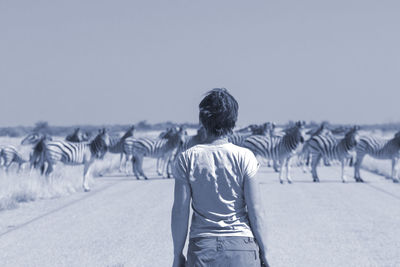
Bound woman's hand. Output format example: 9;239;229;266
172;253;186;267
260;252;270;267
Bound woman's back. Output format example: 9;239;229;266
174;142;259;238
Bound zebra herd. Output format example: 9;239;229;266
1;122;400;192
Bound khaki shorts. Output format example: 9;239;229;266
186;236;261;267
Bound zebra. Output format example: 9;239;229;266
170;126;207;163
243;121;306;184
21;133;53;172
0;146;27;173
237;123;271;135
179;126;208;151
124;127;185;180
228;124;269;147
65;128;90;142
154;127;186;177
35;129;111;192
300;122;334;171
308;126;360;183
107;125;135;172
354;131;400;183
154;126;208;178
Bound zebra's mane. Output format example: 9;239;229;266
121;126;135;139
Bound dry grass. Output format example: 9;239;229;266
0;154;125;211
0;136;125;212
0;130;169;212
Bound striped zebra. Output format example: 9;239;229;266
354;131;400;183
35;129;111;192
65;128;90;142
155;127;187;177
124;127;185;180
21;133;53;171
179;126;208;151
243;121;306;184
228;124;269;147
237;123;271;135
0;146;27;173
169;126;208;169
107;125;135;172
308;126;360;183
300;122;334;171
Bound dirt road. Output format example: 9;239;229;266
0;161;399;267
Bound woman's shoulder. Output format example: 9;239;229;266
182;143;254;158
226;143;255;156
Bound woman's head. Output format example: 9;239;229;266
199;88;238;137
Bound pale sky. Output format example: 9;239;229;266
1;0;399;127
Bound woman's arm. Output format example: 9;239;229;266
244;175;270;266
171;179;191;267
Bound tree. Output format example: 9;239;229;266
33;121;52;135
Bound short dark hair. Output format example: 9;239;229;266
199;88;238;137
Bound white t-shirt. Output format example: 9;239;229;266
173;142;260;238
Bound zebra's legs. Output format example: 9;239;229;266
273;160;280;173
166;157;173;178
278;158;286;184
4;161;13;174
44;162;54;184
285;157;293;184
118;152;125;172
340;159;347;183
83;161;93;192
134;156;148;180
156;157;163;176
124;154;133;175
302;152;311;173
17;162;24;173
158;156;169;177
391;158;399;183
133;157;142;179
311;153;321;182
163;155;173;178
267;159;272;168
354;154;365;182
323;157;331;166
41;161;49;176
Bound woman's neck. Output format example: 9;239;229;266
204;133;229;145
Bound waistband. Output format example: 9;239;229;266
190;236;255;242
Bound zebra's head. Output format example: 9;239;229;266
284;120;306;144
393;131;400;146
345;125;360;149
90;128;111;159
121;125;135;139
66;128;86;142
264;122;276;136
159;127;171;139
249;123;270;135
164;126;186;146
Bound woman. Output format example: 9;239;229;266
171;88;269;267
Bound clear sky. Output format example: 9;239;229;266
1;0;399;127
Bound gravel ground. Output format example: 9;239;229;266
0;160;399;267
